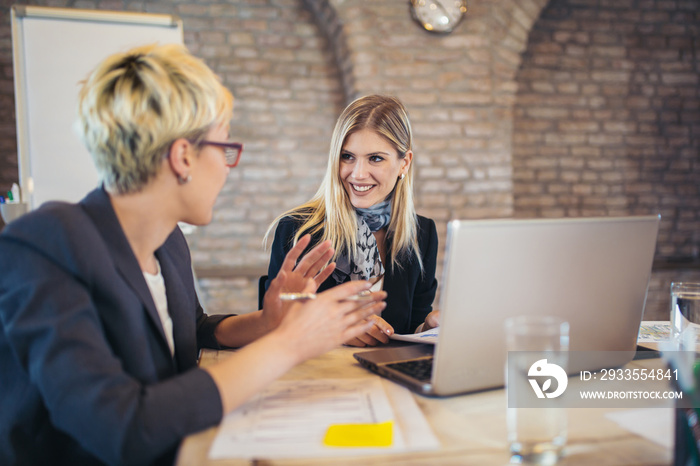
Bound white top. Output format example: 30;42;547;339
143;259;175;356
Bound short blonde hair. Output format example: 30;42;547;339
76;43;233;194
267;94;421;272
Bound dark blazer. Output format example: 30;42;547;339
266;215;438;334
0;188;230;466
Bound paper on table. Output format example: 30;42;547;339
392;321;669;345
638;321;671;343
394;321;669;345
604;408;674;449
208;376;438;459
390;327;439;344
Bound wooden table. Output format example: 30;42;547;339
176;346;673;465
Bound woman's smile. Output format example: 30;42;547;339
351;183;375;193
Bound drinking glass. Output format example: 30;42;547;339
670;282;700;349
505;315;569;465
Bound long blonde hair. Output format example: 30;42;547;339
265;94;421;272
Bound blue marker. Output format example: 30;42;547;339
0;196;5;204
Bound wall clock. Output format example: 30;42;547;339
409;0;467;34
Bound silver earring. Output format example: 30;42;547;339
178;174;191;185
400;173;405;180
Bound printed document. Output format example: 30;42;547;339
208;376;438;459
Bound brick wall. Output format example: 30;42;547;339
512;0;700;319
0;3;18;195
0;0;696;320
514;0;699;259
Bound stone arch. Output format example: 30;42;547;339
490;0;552;80
302;0;356;103
300;0;553;227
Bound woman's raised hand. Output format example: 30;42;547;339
262;235;336;330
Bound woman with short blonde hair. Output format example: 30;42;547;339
0;44;385;465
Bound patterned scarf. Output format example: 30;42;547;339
332;199;392;284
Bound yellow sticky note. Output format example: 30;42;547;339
323;420;393;447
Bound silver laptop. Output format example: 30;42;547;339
354;215;660;396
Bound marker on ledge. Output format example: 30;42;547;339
9;183;20;203
280;290;373;303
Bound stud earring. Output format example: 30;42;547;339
400;173;406;180
178;174;192;185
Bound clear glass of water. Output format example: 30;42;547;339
670;282;700;349
505;316;569;465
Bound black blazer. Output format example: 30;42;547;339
0;188;230;465
266;215;438;334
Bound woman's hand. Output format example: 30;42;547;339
278;234;336;292
262;235;336;330
422;309;441;331
343;313;394;347
275;281;388;361
207;280;386;413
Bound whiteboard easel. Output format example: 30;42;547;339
11;5;183;209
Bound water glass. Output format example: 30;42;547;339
505;315;569;465
670;282;700;349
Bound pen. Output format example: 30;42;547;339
279;290;374;302
279;292;316;302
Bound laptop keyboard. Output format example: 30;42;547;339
386;358;434;382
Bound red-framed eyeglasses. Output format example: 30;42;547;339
200;141;244;167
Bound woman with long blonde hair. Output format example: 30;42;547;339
265;95;439;346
